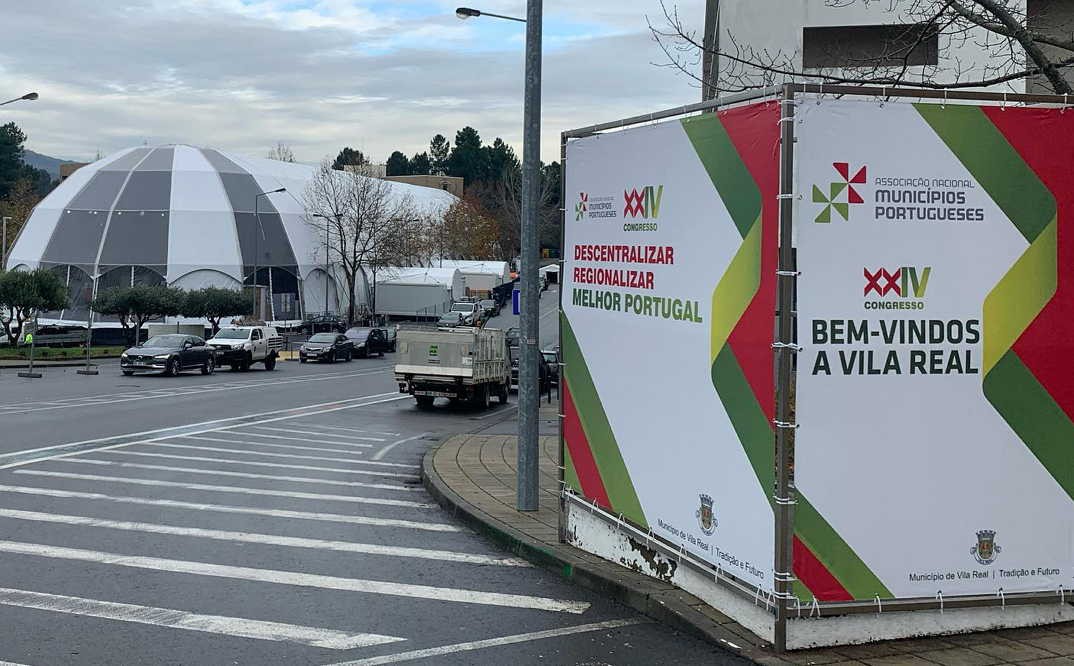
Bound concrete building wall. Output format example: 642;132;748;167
718;0;1033;93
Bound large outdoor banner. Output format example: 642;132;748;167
562;102;780;592
795;99;1074;601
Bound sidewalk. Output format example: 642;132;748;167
422;413;1074;665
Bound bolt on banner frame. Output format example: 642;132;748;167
559;84;1074;651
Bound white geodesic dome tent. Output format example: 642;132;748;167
4;145;457;324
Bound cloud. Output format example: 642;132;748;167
0;0;705;164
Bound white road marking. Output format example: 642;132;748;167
292;423;401;437
0;586;404;650
244;425;386;442
0;541;590;613
13;471;433;509
372;433;431;461
107;450;419;479
0;485;459;531
0;508;529;567
213;430;377;447
179;435;368;456
0;369;391;416
147;442;380;465
59;458;420;492
327;618;647;665
0;393;410;470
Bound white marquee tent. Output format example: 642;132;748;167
4;145;456;324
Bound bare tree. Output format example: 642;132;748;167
268;142;296;163
303;161;413;324
497;166;559;262
650;0;1074;95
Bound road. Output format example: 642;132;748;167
0;297;739;665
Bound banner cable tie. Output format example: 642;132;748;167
997;588;1006;610
773;420;798;430
772;342;802;352
777;117;794;125
1059;586;1065;605
936;591;944;614
776;193;795;200
874;595;883;614
773;494;797;506
810;597;820;618
776;270;801;277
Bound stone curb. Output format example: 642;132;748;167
420;442;765;664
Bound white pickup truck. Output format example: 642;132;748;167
394;326;510;409
206;326;284;371
449;301;483;326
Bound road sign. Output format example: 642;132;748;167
512;289;521;316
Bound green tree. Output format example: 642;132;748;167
385;151;411;177
90;285;184;346
483;138;519;182
429;134;450;175
332;147;367;171
409;152;432;175
0;268;68;344
447;127;485;184
0;123;27;201
181;287;252;335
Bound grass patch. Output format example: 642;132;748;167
0;346;127;361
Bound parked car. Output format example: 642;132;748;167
541;347;560;385
206;326;283;371
301;313;346;335
299;333;353;363
437;312;467;328
479;299;500;318
343;327;390;357
449;301;483;325
121;334;216;376
505;327;520;348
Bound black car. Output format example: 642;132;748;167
344;327;389;358
541;348;560;385
299;333;354;363
509;344;551;394
301;313;346;335
121;334;216;376
479;299;500;318
382;326;398;352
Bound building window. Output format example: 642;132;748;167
803;24;939;69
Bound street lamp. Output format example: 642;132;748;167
457;3;543;512
455;6;525;22
253;188;286;320
311;213;339;315
0;92;39;107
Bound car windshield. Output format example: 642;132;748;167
213;329;250;340
450;304;471;312
345;328;371;340
142;335;187;348
309;333;336;343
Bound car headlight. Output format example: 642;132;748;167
121;353;128;359
154;354;171;360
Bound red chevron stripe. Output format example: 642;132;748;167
793;536;853;602
720;102;780;421
562;379;611;508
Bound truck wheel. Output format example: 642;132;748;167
264;354;277;371
472;385;490;410
415;395;435;409
497;384;509;404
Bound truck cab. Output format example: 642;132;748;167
206;325;283;371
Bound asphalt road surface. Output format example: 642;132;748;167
0;298;741;665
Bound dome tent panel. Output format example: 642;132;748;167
171;269;242;291
167;147;243;283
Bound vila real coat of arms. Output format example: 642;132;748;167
971;530;1001;565
696;494;716;535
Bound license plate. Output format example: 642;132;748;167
414;390;454;398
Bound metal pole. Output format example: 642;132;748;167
772;83;798;653
1;216;8;270
325;216;330;313
557;132;568;541
517;0;543;512
701;0;719;101
77;276;99;375
254;196;261;319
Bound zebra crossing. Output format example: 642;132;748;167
0;403;635;665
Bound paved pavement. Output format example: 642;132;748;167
424;420;1074;666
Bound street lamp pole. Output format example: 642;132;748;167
456;4;543;511
253;188;286;320
312;213;339;314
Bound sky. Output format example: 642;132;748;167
0;0;705;166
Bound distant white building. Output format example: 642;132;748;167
716;0;1072;94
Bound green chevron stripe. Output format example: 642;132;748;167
914;104;1055;242
983;351;1074;499
682;113;761;239
710;345;773;495
795;494;893;600
561;314;646;527
563;446;581;495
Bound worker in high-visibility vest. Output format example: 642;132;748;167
23;332;33;345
